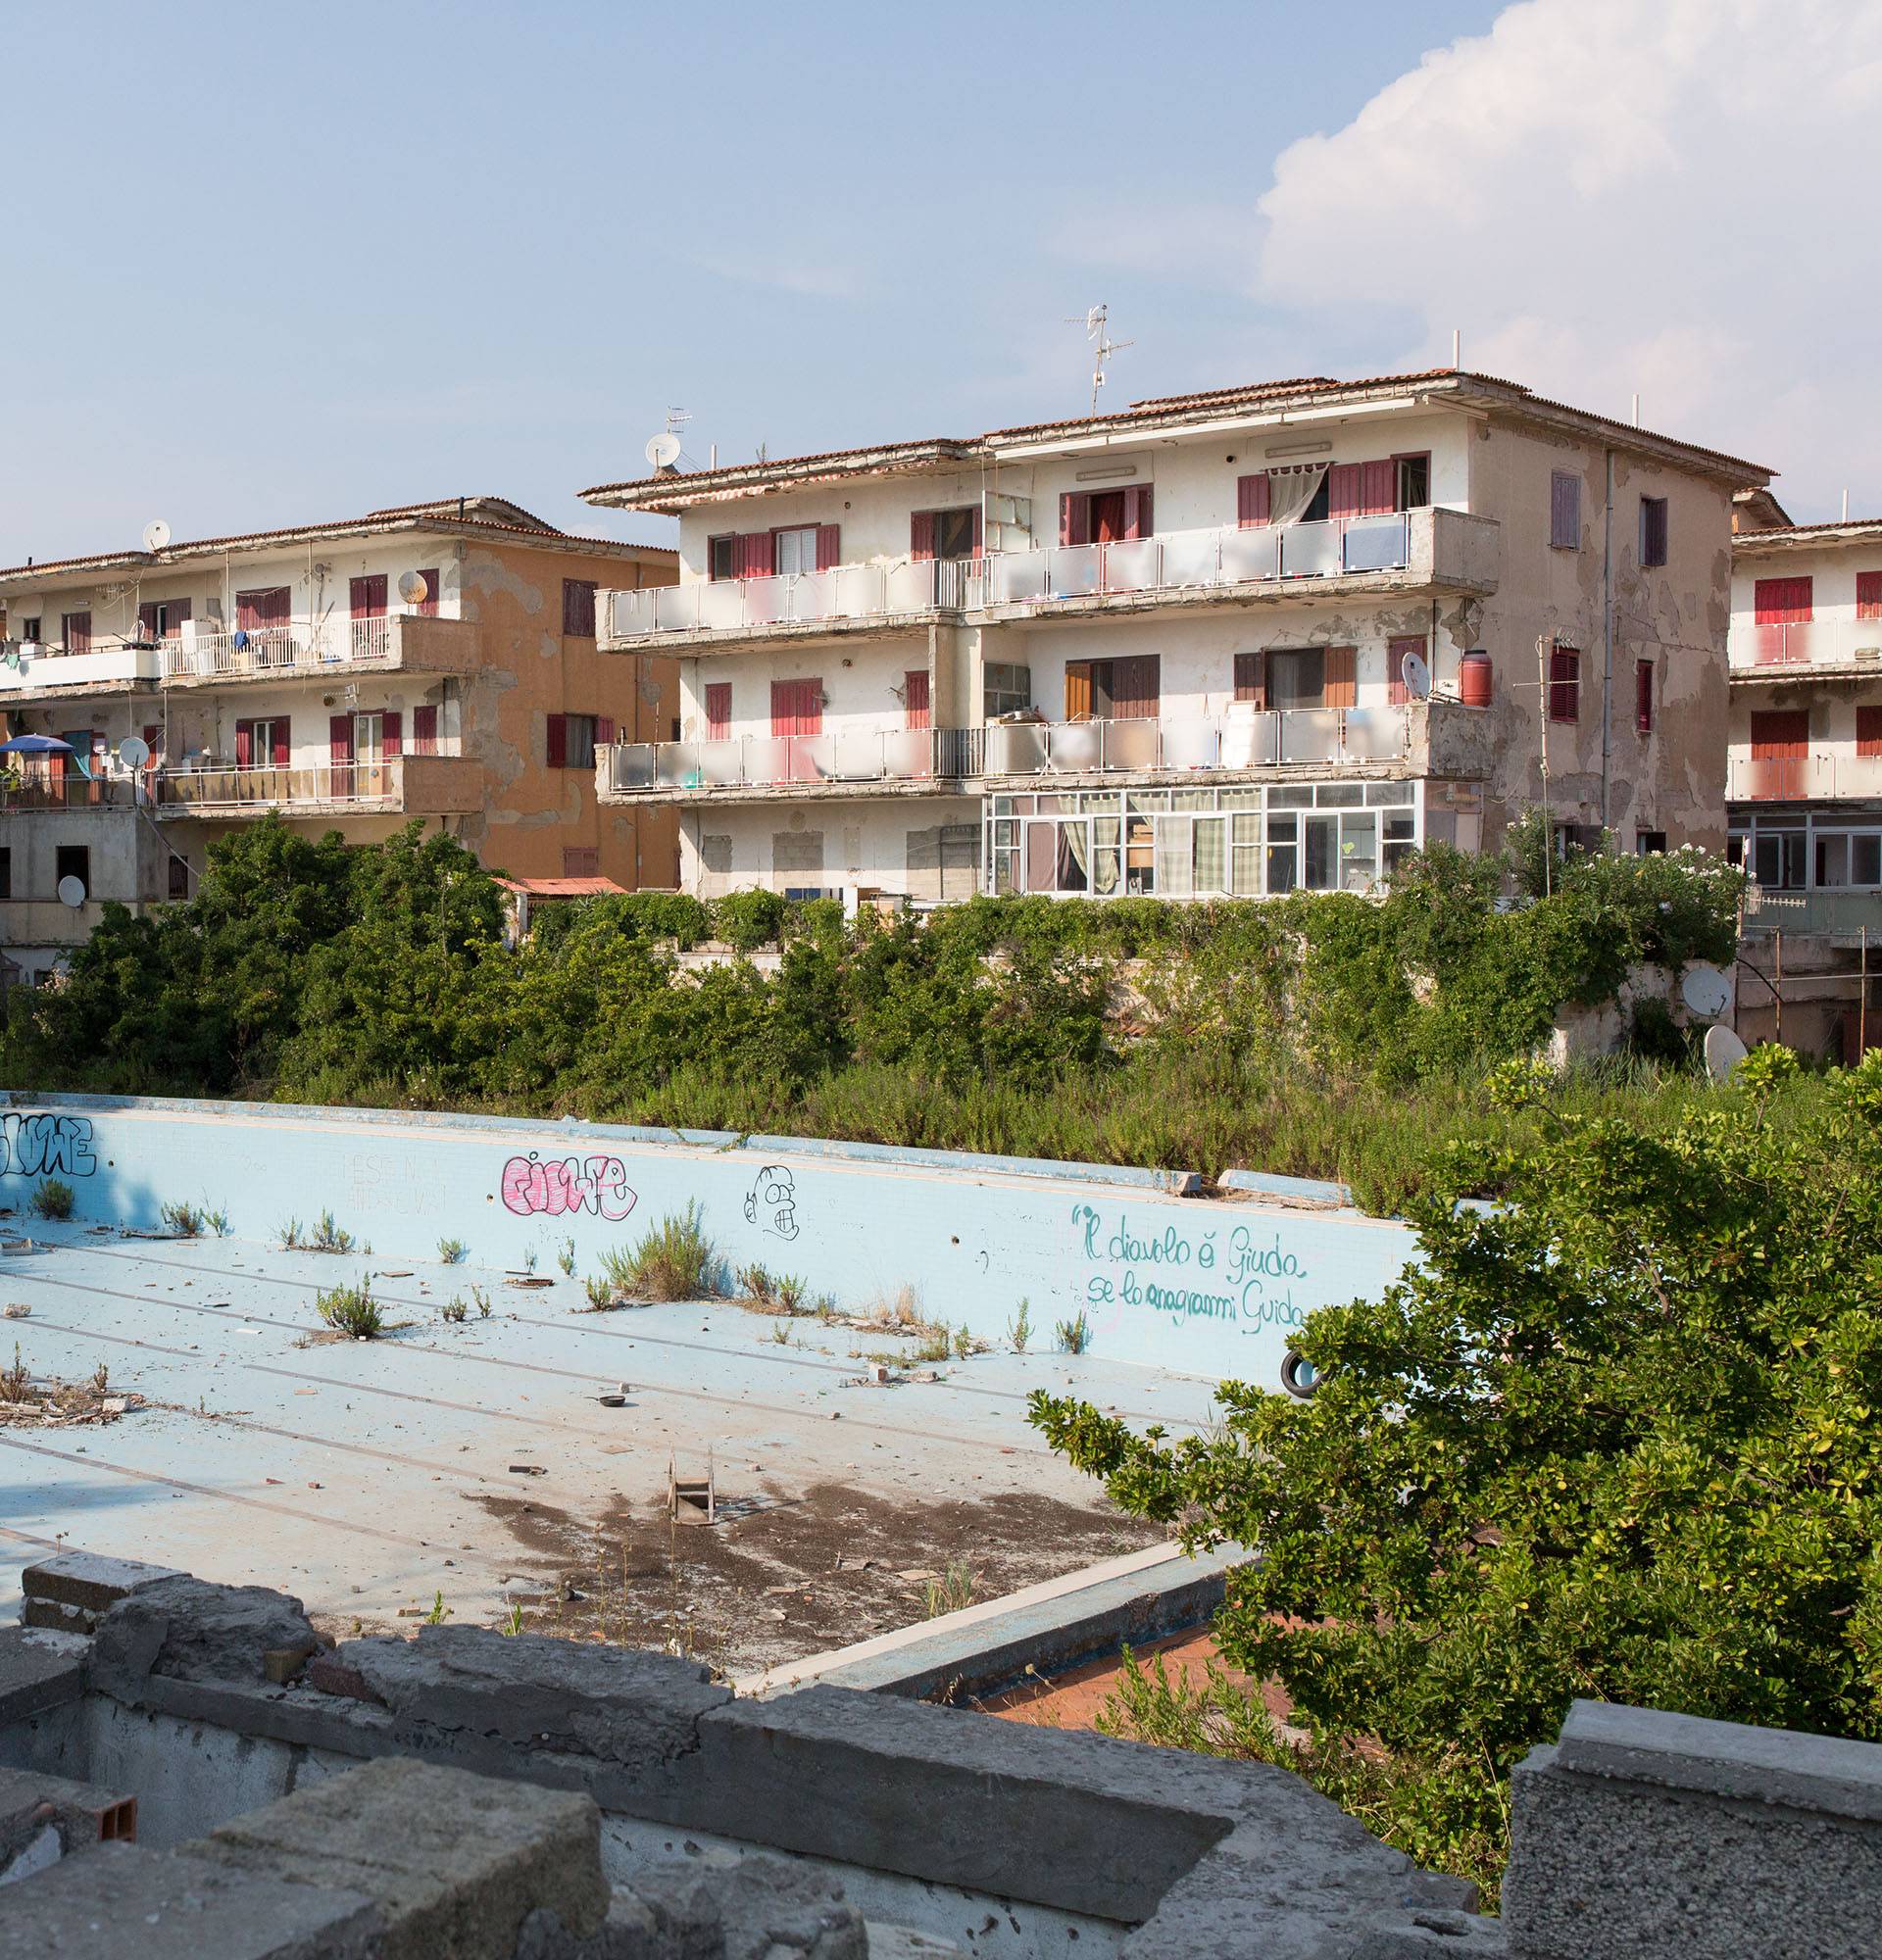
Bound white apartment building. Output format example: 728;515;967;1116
0;498;675;977
582;371;1764;906
1726;513;1882;938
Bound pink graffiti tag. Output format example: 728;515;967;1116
500;1152;638;1221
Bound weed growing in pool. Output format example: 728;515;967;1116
924;1561;977;1618
470;1285;492;1318
308;1209;355;1254
438;1295;469;1325
160;1200;203;1238
606;1203;714;1301
1009;1298;1032;1353
1056;1311;1092;1355
437;1237;467;1265
30;1179;74;1222
316;1278;382;1340
557;1238;576;1277
278;1217;303;1249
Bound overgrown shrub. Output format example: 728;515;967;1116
30;1179;74;1221
316;1279;383;1339
599;1203;714;1301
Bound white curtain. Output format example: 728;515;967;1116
1266;464;1329;528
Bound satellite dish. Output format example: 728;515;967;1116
1680;962;1732;1022
118;735;150;771
56;875;86;908
142;519;171;553
1704;1023;1749;1082
645;432;683;470
397;570;429;605
1399;650;1432;700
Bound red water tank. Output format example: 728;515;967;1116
1459;648;1493;709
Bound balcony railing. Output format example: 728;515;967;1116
602;513;1447;643
603;726;985;794
599;706;1417;797
153;759;412;812
1728;752;1882;801
0;645;164;692
161;612;423;681
1729;618;1882;670
0;774;144;811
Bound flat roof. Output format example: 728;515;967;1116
581;368;1774;513
0;495;676;594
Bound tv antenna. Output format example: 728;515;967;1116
142;518;171;553
1066;304;1132;414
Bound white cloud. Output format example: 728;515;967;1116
1255;0;1882;517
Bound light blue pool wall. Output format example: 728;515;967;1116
0;1094;1420;1390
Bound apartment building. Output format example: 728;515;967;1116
580;369;1763;906
0;498;676;978
1726;514;1882;939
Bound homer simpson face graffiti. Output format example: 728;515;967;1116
743;1164;800;1241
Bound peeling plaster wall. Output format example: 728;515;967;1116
1465;416;1732;853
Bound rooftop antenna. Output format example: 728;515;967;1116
1844;488;1852;521
1066;304;1132;414
1631;393;1641;426
1451;327;1461;368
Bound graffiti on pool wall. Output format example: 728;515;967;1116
500;1152;638;1220
744;1164;800;1241
1071;1203;1309;1336
0;1113;96;1180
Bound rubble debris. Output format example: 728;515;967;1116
2;1301;27;1318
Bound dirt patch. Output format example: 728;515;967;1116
470;1480;1166;1675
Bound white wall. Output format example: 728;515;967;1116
679;792;980;900
1731;542;1882;628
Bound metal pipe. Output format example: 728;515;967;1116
1600;446;1614;833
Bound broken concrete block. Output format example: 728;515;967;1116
628;1855;867;1960
92;1578;321;1695
262;1642;320;1686
0;1626;88;1726
513;1892;661;1960
21;1549;184;1629
0;1841;381;1958
0;1765;136;1885
197;1755;609;1960
306;1652;383;1705
339;1625;730;1778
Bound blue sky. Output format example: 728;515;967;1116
7;1;1872;555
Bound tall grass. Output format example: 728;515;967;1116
596;1202;716;1301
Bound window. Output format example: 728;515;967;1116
1858;707;1882;759
1394;454;1431;511
413;567;441;617
1058;487;1154;546
136;598;191;640
54;845;89;900
1752;831;1807;890
984;662;1032;717
772;527;820;577
234;717;290;768
904;670;931;730
21;616;40;643
562;846;600;878
912;508;979;561
349;575;387;619
708;535;737;582
1636;659;1655;735
0;848;10;899
1548;645;1580;723
1233;650;1265;705
1857;571;1882;620
1755;576;1813;625
167;854;190;900
769;678;823;739
1387;633;1427;707
236;587;291;632
545;712;613;768
411;706;439;756
704;682;732;741
60;611;91;654
1266;648;1325;710
561;579;598;637
1640;496;1668;567
1636;830;1667;857
1065;655;1159;721
1550;470;1581;550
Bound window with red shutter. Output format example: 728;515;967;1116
1754;576;1814;625
562;580;598;637
546;712;568;769
1328;464;1364;520
1548;645;1581;723
1122;485;1155;540
272;717;291;768
237;587;290;630
1858;707;1882;759
350;575;387;619
1386;634;1426;707
704;682;732;740
1109;656;1161;720
736;533;775;580
562;847;600;878
1358;460;1396;516
61;611;91;654
769;679;823;738
415;568;441;617
1059;494;1092;548
595;715;615;746
904;670;930;731
1636;660;1655;735
381;711;401;760
412;706;438;755
1236;475;1270;528
329;715;354;762
234;720;254;769
910;512;935;562
1323;646;1357;710
1857;572;1882;620
815;524;841;572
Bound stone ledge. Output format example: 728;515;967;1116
0;1625;89;1725
23;1549;184;1623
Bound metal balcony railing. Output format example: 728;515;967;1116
153;759;410;811
602;726;984;793
1727;752;1882;801
160;612;430;681
1728;618;1882;670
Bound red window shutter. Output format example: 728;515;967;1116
1858;708;1882;758
1548;647;1581;723
272;718;291;767
1060;493;1092;547
546;712;568;768
815;524;841;572
350;575;387;620
1857;572;1882;620
1328;464;1364;520
910;511;935;561
770;678;822;737
1755;576;1814;625
1359;460;1396;516
562;579;598;636
971;505;983;554
705;682;732;739
234;720;253;768
137;602;158;639
381;711;401;760
1751;710;1809;759
141;723;161;765
905;670;930;730
1122;486;1155;540
416;568;440;617
167;598;190;637
1237;474;1270;527
736;533;775;580
1324;646;1357;710
1635;660;1654;735
595;714;615;745
412;706;438;755
1386;634;1425;707
1233;650;1265;707
1110;655;1161;720
329;715;353;762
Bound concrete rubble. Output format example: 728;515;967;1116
3;1551;1881;1956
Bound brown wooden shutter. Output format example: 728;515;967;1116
546;712;568;768
1750;710;1809;759
910;511;935;561
412;706;438;754
705;682;731;738
1237;474;1270;527
815;523;841;571
562;580;598;636
1636;661;1655;735
905;670;930;730
1059;493;1092;547
1065;660;1094;721
416;568;440;617
350;574;387;619
138;602;158;639
1548;646;1581;723
1386;634;1425;708
1359;460;1396;515
1551;472;1582;549
1233;651;1265;707
1110;654;1161;719
1858;572;1882;620
1324;646;1357;709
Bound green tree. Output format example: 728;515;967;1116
1030;1053;1882;1884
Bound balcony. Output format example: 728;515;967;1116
161;612;478;685
0;776;142;812
596;700;1490;804
598;507;1501;651
0;645;163;696
151;755;480;819
1727;753;1882;802
1740;884;1882;940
